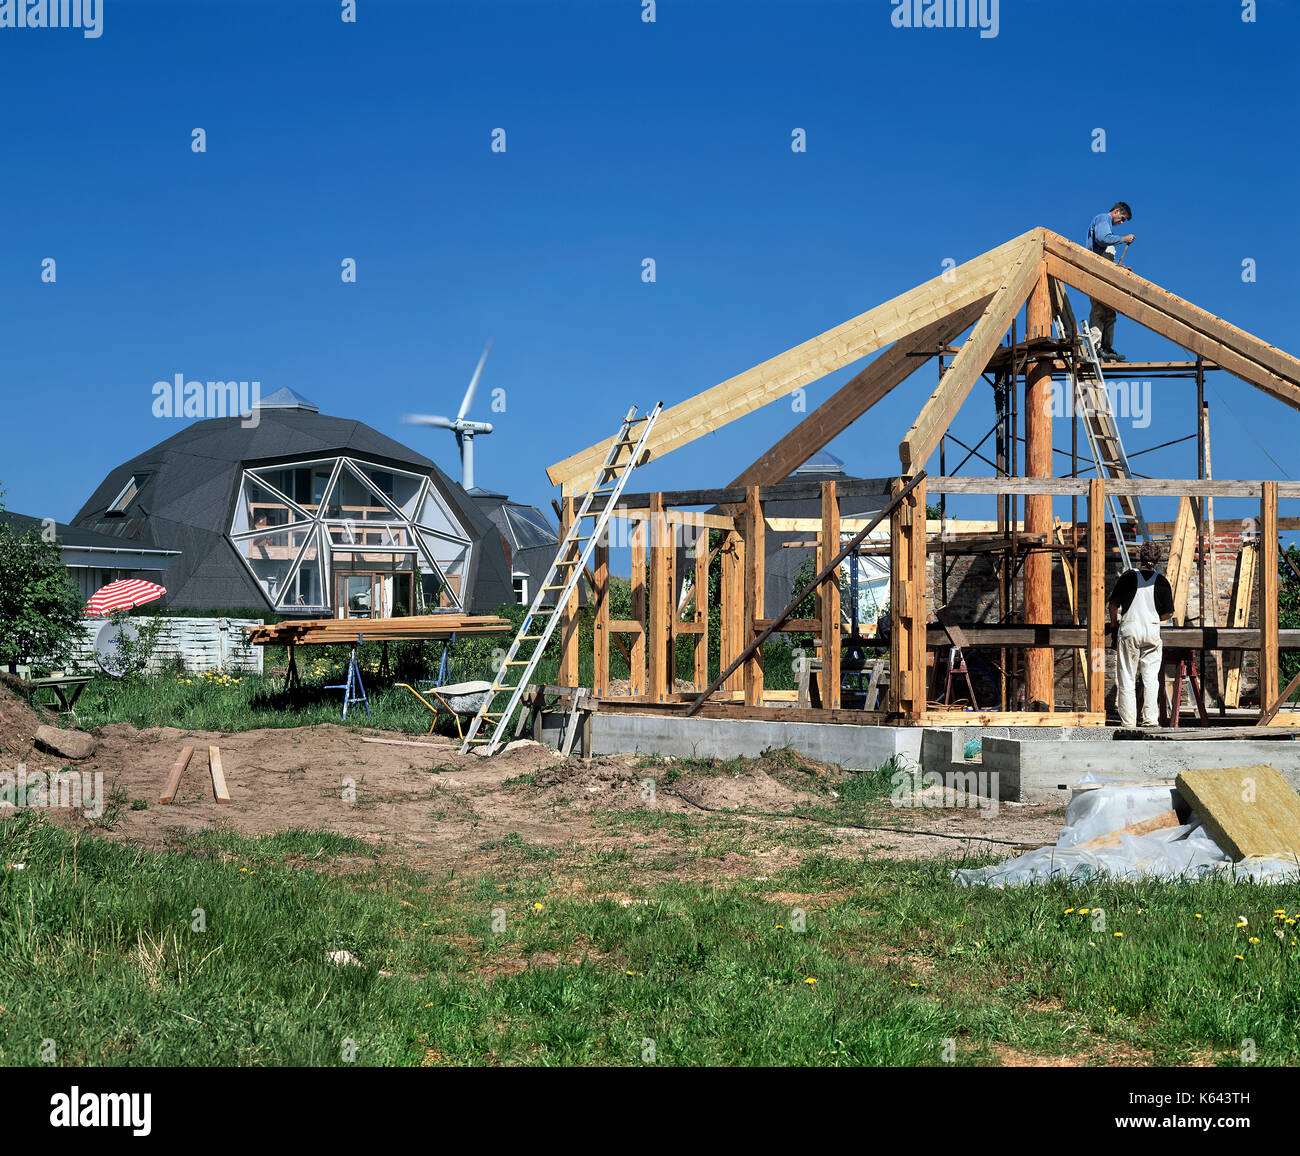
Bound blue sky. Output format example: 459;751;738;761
3;0;1297;539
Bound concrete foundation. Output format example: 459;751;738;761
544;710;1300;807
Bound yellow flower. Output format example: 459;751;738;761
1234;954;1244;960
1108;1005;1117;1012
1275;909;1286;916
805;977;817;985
240;867;248;873
1064;908;1075;914
775;924;784;930
908;982;918;987
1114;932;1123;938
626;970;634;976
532;903;543;910
1194;913;1203;919
423;1002;433;1008
1248;937;1260;944
1078;908;1090;915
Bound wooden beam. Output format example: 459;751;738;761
1223;541;1258;708
890;475;928;717
208;745;231;804
721;529;744;696
1044;230;1300;388
1087;479;1106;714
1024;262;1054;710
743;486;766;707
685;472;927;717
730;299;991;488
1045;252;1300;411
618;477;897;510
593;539;610;697
548;231;1045;490
648;493;671;700
1260;481;1279;717
693;528;709;689
899;239;1045;471
159;745;194;804
629;517;647;697
820;481;841;710
1166;496;1199;626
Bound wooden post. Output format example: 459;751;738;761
648;493;670;700
593;538;610;697
721;530;745;697
558;495;580;690
629;517;647;696
744;485;765;707
820;481;841;711
890;476;926;718
1024;264;1055;709
693;527;709;689
1087;478;1106;715
1261;480;1279;716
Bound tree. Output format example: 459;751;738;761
0;492;85;669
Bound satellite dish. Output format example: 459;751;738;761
94;619;143;678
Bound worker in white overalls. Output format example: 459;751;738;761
1107;540;1176;728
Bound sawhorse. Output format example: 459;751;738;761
325;634;371;721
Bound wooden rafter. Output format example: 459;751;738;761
729;296;992;488
547;229;1045;491
898;239;1044;471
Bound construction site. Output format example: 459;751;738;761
449;226;1300;809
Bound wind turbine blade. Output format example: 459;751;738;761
402;414;457;429
457;339;493;422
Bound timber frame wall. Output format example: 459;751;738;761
546;227;1300;728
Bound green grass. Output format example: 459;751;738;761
3;810;1298;1065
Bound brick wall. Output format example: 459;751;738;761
926;531;1258;710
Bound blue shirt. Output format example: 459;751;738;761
1087;212;1125;261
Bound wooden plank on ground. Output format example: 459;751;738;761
208;745;231;804
1175;766;1300;860
159;745;194;804
1075;810;1182;850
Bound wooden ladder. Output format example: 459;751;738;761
1054;304;1149;571
458;403;663;756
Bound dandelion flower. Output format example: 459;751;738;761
1114;932;1123;938
1064;908;1075;914
1194;913;1203;919
1078;908;1090;915
1248;937;1260;944
1234;954;1244;961
533;902;543;910
805;977;817;985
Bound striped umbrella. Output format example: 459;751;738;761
84;579;167;618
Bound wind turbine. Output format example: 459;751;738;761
403;340;495;491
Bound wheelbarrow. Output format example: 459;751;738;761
396;680;494;739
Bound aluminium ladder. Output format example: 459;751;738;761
1054;311;1149;571
458;403;663;755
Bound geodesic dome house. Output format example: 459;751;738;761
73;389;514;617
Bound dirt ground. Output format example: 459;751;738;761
5;694;1067;878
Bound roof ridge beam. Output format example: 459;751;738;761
1043;229;1300;385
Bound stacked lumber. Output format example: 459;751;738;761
245;614;512;646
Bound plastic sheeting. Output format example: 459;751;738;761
954;776;1300;887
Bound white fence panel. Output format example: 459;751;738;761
68;617;265;674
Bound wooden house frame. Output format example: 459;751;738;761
544;228;1300;728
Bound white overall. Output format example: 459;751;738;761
1116;569;1163;728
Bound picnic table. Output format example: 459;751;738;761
16;673;94;714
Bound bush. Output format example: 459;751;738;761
0;492;85;669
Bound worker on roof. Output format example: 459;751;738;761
1086;202;1135;362
1108;539;1174;729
